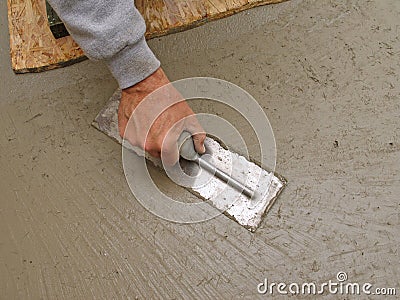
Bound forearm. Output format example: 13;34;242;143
47;0;160;88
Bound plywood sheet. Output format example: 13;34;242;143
7;0;287;73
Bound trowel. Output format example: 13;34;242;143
93;90;286;232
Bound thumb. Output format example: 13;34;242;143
192;132;206;154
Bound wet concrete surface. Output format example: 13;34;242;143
1;0;399;298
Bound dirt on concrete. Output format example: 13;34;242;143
0;0;399;298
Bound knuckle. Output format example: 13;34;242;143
144;141;160;153
193;133;206;142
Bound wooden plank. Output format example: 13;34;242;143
7;0;287;73
7;0;85;73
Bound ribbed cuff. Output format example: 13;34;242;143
105;37;160;89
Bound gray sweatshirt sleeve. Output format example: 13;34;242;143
47;0;160;89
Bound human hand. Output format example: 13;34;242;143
118;68;206;166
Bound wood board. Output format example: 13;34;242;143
7;0;287;73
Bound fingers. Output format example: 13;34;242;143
118;108;140;148
142;139;161;158
160;132;180;166
186;117;206;154
147;150;161;158
160;115;206;166
118;105;128;138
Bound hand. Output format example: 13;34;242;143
118;68;206;166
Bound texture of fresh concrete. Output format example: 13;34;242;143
1;0;399;298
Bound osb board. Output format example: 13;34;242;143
8;0;287;73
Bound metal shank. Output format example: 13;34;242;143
195;157;255;198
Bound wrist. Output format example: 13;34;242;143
122;67;169;94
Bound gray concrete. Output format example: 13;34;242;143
1;0;399;298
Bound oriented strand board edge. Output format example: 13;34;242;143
13;56;88;74
145;0;288;39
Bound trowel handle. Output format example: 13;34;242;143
178;131;199;161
